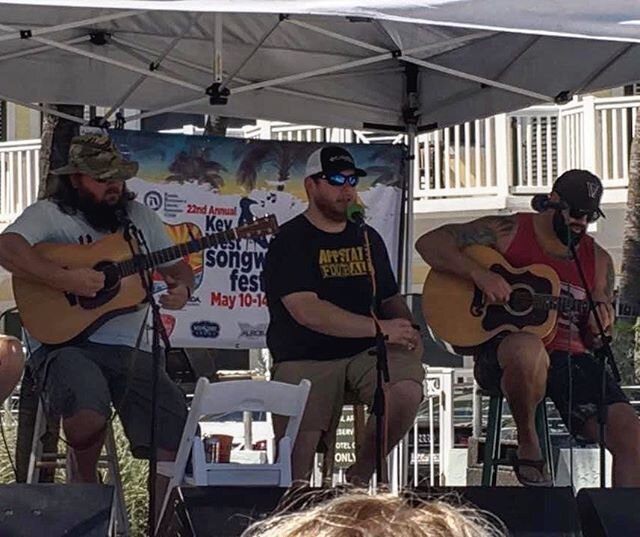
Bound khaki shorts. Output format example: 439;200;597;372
271;345;425;450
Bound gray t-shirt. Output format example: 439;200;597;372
3;199;176;351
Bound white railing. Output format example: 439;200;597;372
0;139;40;223
510;96;640;193
2;95;640;224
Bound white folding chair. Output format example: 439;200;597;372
157;377;310;528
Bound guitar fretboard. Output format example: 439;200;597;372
514;291;640;318
115;227;238;277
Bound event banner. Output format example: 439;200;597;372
110;130;405;349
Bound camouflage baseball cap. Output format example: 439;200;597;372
50;134;138;181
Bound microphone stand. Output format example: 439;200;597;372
563;214;620;488
355;216;390;482
120;217;171;535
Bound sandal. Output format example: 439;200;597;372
510;453;553;487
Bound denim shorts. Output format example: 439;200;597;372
30;341;187;458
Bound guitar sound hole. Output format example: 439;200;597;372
76;261;121;310
508;287;534;315
94;261;120;291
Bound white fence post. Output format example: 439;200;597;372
582;96;597;173
494;114;511;199
257;120;272;140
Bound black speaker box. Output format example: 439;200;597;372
577;487;640;536
413;486;582;537
157;486;288;537
0;484;114;537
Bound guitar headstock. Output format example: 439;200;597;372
237;215;279;240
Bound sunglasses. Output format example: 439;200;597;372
315;173;360;187
568;207;600;223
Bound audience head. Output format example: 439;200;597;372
242;488;506;537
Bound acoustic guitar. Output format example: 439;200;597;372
421;245;639;354
13;215;278;346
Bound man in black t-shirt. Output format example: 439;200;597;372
264;145;425;483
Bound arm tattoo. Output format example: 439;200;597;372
447;215;516;248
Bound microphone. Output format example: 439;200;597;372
531;194;568;213
346;202;366;226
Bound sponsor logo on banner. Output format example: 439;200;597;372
191;320;220;339
144;191;163;211
238;322;267;339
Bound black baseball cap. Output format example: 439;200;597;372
552;169;605;219
305;146;367;178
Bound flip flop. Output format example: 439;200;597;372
510;454;553;487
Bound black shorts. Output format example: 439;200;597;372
475;337;629;437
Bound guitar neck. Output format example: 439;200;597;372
116;228;238;277
531;294;640;318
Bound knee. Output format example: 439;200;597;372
63;409;107;446
389;380;422;412
498;333;549;373
608;415;640;460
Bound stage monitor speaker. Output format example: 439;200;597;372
157;486;288;537
413;486;581;536
577;488;640;536
0;484;114;537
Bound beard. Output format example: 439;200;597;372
75;186;129;233
315;196;349;223
552;211;585;246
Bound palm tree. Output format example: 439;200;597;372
366;145;405;188
234;142;317;192
614;107;640;383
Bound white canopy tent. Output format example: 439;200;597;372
0;1;637;130
0;0;639;285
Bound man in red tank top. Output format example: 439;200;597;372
416;170;640;487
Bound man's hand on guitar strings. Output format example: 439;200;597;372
62;267;105;297
159;274;190;310
471;267;512;304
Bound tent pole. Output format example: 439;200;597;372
403;55;551;101
0;21;204;93
403;126;416;296
0;95;84;124
103;13;201;121
219;17;283;92
0;10;141;45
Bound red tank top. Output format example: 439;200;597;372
503;213;596;353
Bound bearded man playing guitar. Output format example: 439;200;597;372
416;169;640;487
0;135;193;507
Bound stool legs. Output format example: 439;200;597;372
536;401;555;484
482;396;554;487
482;395;503;486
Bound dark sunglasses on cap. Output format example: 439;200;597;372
314;173;360;187
568;206;600;223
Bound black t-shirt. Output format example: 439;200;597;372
264;214;399;362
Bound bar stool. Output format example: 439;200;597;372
481;389;555;487
27;400;130;536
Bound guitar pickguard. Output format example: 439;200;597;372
481;265;553;331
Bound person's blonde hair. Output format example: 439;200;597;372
241;489;506;537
